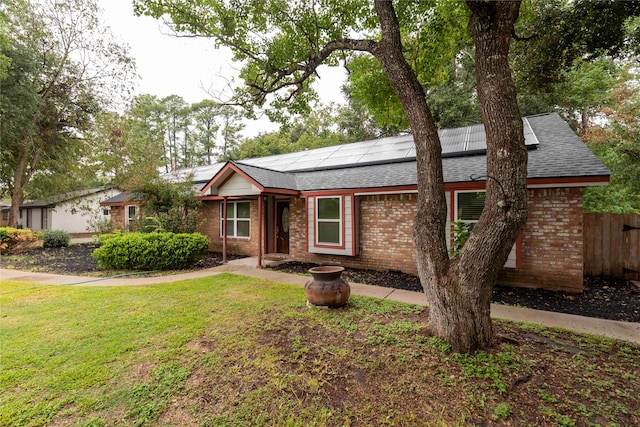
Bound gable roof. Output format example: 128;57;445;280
100;191;141;206
200;113;609;195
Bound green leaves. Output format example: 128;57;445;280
91;232;210;271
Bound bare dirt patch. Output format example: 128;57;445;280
173;304;640;426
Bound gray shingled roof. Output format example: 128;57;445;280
231;162;299;191
101;191;139;205
21;188;113;208
226;113;609;191
109;112;608;200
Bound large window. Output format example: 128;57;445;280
316;197;341;245
220;201;250;238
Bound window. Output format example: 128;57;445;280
41;208;48;230
126;205;137;226
103;208;110;216
457;191;486;224
316;197;341;245
220;201;250;238
455;190;518;268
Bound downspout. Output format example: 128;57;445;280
222;196;228;264
257;194;263;268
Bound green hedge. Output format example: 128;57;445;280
91;232;210;271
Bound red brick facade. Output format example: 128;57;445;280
197;200;261;255
288;194;419;273
498;187;584;292
198;187;585;292
110;206;125;230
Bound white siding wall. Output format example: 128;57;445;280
218;174;261;196
51;189;119;234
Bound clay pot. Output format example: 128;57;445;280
304;266;350;307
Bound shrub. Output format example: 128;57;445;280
449;220;473;258
91;232;209;271
0;227;41;254
87;217;114;234
42;230;71;248
93;231;122;246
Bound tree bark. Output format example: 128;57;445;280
8;146;36;228
372;0;527;352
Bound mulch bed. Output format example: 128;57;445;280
269;261;640;323
2;244;639;322
0;243;245;275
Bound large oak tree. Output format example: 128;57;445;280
135;0;527;353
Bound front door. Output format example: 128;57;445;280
276;201;290;254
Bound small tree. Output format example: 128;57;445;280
131;179;203;234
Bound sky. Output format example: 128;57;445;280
99;0;348;137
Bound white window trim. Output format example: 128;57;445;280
315;196;342;246
220;201;251;239
454;190;486;226
125;205;138;226
453;190;517;269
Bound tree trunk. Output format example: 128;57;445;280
8;148;29;228
373;0;527;352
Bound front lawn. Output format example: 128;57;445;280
1;274;639;426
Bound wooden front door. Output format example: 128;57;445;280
276;201;290;254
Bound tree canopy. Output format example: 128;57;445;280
0;0;135;226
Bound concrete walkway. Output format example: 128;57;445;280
2;257;639;345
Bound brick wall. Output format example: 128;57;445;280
110;206;125;230
197;200;261;256
197;189;585;292
291;189;584;292
289;194;418;273
498;187;584;292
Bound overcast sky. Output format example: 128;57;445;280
99;0;347;137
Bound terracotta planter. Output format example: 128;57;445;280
304;266;350;307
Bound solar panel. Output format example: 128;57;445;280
237;118;540;171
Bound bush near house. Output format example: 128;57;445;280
0;227;42;254
41;230;70;248
91;232;209;270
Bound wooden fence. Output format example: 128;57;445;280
584;213;640;280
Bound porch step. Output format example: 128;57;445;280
262;253;291;267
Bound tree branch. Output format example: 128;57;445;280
512;29;538;41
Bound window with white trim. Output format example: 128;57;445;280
316;196;342;245
455;190;517;268
126;205;138;227
220;201;250;238
456;191;486;225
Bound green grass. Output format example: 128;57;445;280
1;274;639;426
1;274;294;426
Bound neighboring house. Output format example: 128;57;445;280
16;188;119;235
0;202;10;227
103;113;610;292
99;191;142;231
